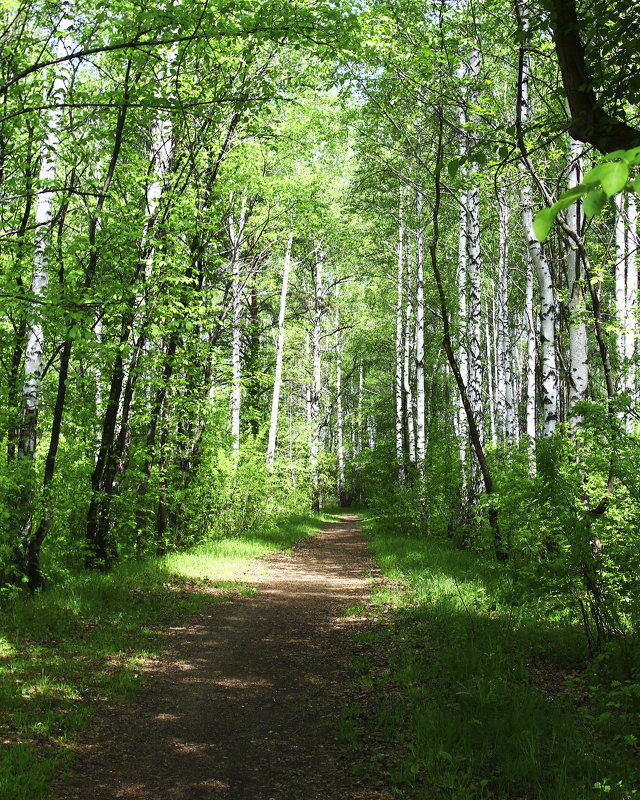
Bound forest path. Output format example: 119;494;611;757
55;516;393;800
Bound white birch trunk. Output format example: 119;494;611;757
625;194;638;428
457;65;469;472
266;225;294;469
395;191;406;485
565;137;589;429
19;2;73;466
310;246;323;506
519;51;557;438
403;205;416;466
335;286;346;503
358;359;364;455
305;331;312;436
496;184;511;443
525;252;537;453
615;193;627;366
466;48;483;497
485;294;497;447
414;187;426;484
95;310;103;417
467;177;483;436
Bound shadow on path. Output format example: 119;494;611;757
55;517;391;800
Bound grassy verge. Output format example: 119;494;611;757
0;512;327;800
356;515;640;800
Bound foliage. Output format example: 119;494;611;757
361;514;640;799
534;146;640;241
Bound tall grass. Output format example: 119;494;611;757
0;512;326;800
361;516;640;800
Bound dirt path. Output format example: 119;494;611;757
55;516;393;799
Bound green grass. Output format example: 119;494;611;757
358;515;640;800
0;511;327;800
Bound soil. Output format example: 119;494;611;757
53;516;398;799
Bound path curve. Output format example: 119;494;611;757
55;516;391;799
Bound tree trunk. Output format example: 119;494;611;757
565;136;589;430
230;190;248;456
414;186;426;489
395;190;406;486
266;225;294;469
456;66;469;479
625;194;638;428
525;253;537;453
518;47;558;438
615;193;627;367
496;184;512;444
429;109;505;560
335;286;347;506
310;245;324;511
17;1;73;572
466;47;484;496
403;198;416;467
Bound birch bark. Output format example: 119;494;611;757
615;193;627;366
19;2;73;465
484;295;498;447
518;48;558;437
466;48;484;496
414;186;426;486
565;137;589;429
266;225;294;469
456;66;469;473
625;194;638;426
335;285;346;505
395;191;406;485
403;204;416;466
310;246;324;510
496;185;512;443
17;2;73;574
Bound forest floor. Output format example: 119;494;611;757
51;516;398;800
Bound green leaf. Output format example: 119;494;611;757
600;161;629;196
447;158;459;179
583;163;609;186
583;188;607;218
555;185;586;210
533;205;558;242
602;149;628;162
630;176;640;193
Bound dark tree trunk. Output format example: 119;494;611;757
544;0;640;152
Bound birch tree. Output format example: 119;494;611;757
403;199;417;467
456;68;469;475
414;186;426;487
17;1;73;580
335;284;347;505
517;38;558;438
565;137;588;429
395;190;406;485
310;245;324;510
266;225;294;469
466;48;484;463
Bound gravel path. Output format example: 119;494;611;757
55;516;394;799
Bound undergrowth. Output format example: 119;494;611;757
0;512;326;800
359;514;640;800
